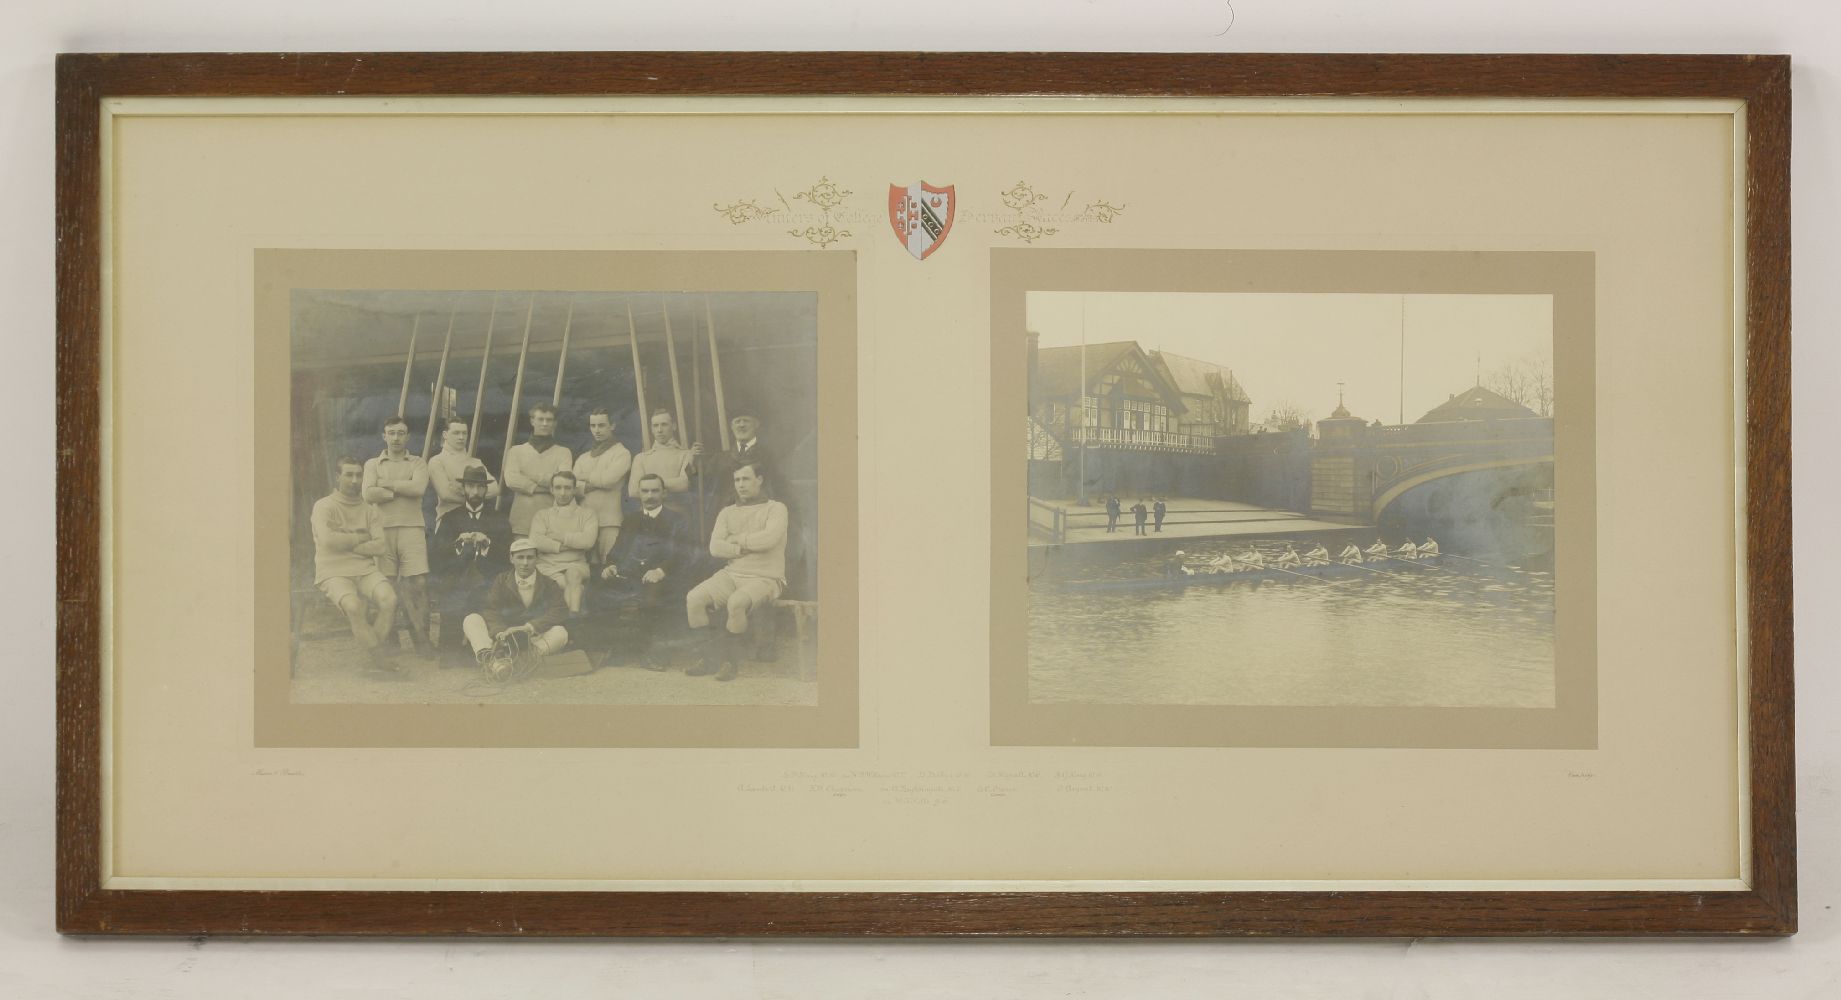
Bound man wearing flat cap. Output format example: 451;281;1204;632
429;463;511;662
462;537;571;665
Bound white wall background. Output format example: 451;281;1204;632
3;2;1836;996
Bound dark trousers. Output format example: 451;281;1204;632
432;582;484;651
583;575;678;653
1106;515;1118;533
1134;518;1147;535
1154;513;1165;532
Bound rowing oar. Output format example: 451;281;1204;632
1267;565;1334;584
1340;561;1404;578
1436;551;1521;572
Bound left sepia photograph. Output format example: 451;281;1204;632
289;288;821;705
249;249;858;747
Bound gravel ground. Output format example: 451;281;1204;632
289;627;818;706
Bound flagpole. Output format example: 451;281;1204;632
1077;297;1088;507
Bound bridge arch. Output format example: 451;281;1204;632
1370;454;1554;522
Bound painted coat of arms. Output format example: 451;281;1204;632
888;182;956;260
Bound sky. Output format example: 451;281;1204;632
1027;292;1552;426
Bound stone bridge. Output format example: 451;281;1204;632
1308;413;1554;522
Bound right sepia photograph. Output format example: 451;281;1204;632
1025;290;1554;708
991;249;1597;748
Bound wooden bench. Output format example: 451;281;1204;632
772;599;818;680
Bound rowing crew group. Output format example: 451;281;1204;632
1172;537;1441;575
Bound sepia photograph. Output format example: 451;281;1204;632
1022;289;1560;710
287;287;822;707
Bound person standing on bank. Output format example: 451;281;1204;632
1105;495;1121;533
1153;497;1168;533
573;407;632;563
503;402;573;539
428;417;498;521
362;415;433;657
686;460;787;683
527;470;598;614
1131;498;1149;536
597;472;696;670
311;455;398;670
629;408;701;510
429;464;511;663
463;537;570;667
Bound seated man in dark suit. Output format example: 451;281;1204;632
593;472;697;670
429;464;512;664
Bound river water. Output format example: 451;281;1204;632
1026;540;1554;707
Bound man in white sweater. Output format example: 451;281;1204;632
685;459;787;682
527;470;599;613
503;403;573;538
362;415;433;656
572;407;632;562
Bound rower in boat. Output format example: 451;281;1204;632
1338;543;1365;565
1303;542;1331;567
1364;538;1390;560
1417;537;1440;558
1393;539;1421;560
1238;547;1266;571
1273;544;1302;569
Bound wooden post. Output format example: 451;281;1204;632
693;302;706;537
627;300;651;451
662;297;688;445
421;308;456;460
468;294;499;458
395;313;421;417
500;294;537;489
705;296;732;452
552;297;574;407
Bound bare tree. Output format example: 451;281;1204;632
1260;400;1314;434
1484;353;1554;416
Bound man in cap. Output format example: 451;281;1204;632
573;407;632;563
462;537;570;666
705;407;780;509
311;455;399;669
685;459;787;682
594;471;697;670
527;469;598;613
427;417;499;521
429;463;511;662
362;415;433;656
503;402;573;538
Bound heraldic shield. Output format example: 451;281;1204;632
888;182;956;260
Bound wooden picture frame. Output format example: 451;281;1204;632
56;51;1792;936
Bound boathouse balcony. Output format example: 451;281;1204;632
1068;425;1217;454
